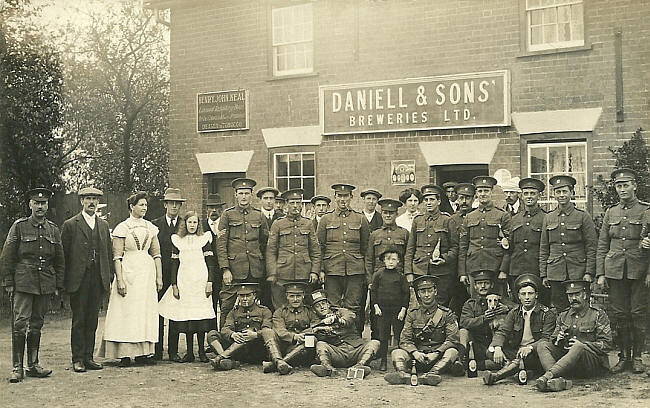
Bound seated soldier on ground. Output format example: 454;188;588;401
269;282;321;374
535;280;613;392
483;274;556;385
459;270;512;371
308;289;380;378
206;283;289;374
385;275;465;386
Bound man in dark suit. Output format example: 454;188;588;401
203;193;226;327
311;195;331;232
152;188;185;361
61;187;113;373
360;189;383;232
257;187;282;229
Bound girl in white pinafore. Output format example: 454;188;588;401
99;192;163;366
158;211;216;363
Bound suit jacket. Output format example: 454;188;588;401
262;210;284;230
61;212;113;293
152;215;180;283
363;211;384;232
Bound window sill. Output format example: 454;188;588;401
517;43;592;58
266;72;319;81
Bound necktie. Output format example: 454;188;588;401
521;310;534;346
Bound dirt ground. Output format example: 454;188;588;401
1;315;649;408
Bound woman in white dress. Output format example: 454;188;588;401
99;192;163;367
158;211;216;363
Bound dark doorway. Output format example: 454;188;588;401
208;172;246;209
430;164;489;185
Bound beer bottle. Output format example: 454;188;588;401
639;223;648;249
467;341;478;378
430;239;441;263
410;360;418;386
498;224;509;250
517;358;527;385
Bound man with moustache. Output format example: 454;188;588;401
596;169;650;373
360;189;383;232
501;180;522;216
509;178;548;304
203;193;226;326
443;181;459;213
310;195;331;232
535;280;612;391
1;188;65;382
448;183;475;313
152;188;186;361
61;187;113;373
539;175;597;312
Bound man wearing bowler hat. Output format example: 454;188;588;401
152;187;186;361
535;280;612;391
266;188;321;309
310;195;331;232
459;176;511;297
204;193;226;325
316;183;370;333
596;168;649;373
1;188;65;382
217;178;269;328
509;178;548;304
539;175;597;312
405;184;458;307
360;188;384;232
61;187;113;373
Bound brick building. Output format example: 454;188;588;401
145;0;650;215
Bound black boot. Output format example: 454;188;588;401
282;344;307;367
611;325;631;373
210;342;243;371
632;327;646;374
421;352;455;386
483;359;519;385
310;348;336;377
384;359;410;384
25;333;52;378
181;333;195;363
9;333;25;383
197;333;209;363
353;342;378;377
265;339;291;375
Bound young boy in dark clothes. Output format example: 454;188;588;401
370;247;410;371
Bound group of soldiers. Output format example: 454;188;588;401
1;165;649;391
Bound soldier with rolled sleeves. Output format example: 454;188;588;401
310;195;331;232
449;183;475;314
203;193;226;327
458;176;511;298
271;282;320;372
483;274;555;385
308;289;380;377
216;178;270;328
405;184;459;307
266;188;321;309
207;283;289;373
384;275;464;386
535;280;612;391
360;188;384;232
316;183;370;332
539;175;597;312
596;168;649;373
509;178;549;304
0;188;65;382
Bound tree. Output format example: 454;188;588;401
58;1;169;195
593;128;650;210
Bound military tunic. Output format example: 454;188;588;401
272;304;320;344
490;303;556;357
459;298;495;350
365;224;409;276
510;205;545;277
399;304;459;354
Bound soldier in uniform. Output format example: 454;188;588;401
271;282;320;372
266;188;321;309
274;194;286;218
458;270;511;370
207;283;289;373
449;183;475;314
366;198;409;276
459;176;511;297
203;193;226;328
509;178;548;304
216;178;270;328
405;184;459;307
596;168;649;373
360;188;383;232
483;274;556;385
443;181;458;213
308;289;380;377
1;188;65;382
384;275;464;386
535;280;612;391
539;175;597;312
310;195;331;232
316;183;370;333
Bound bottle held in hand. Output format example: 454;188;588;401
498;224;509;250
517;358;527;385
430;239;441;264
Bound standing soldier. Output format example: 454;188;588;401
596;168;649;373
448;183;475;314
316;183;370;332
1;188;65;382
217;178;269;328
459;176;511;297
366;198;409;276
509;178;548;304
310;195;331;232
405;185;458;307
360;189;383;232
539;175;597;312
203;193;226;327
266;189;321;309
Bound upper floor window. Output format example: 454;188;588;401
526;0;584;52
272;3;313;76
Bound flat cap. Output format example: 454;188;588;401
549;175;576;190
519;178;545;192
256;187;279;198
28;187;53;202
282;188;304;201
421;184;444;197
231;178;257;190
331;183;355;193
455;183;476;197
611;168;636;183
360;189;382;199
378;198;403;212
515;274;542;292
78;187;103;197
473;176;498;189
310;195;331;205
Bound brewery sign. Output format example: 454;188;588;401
197;89;249;133
320;70;510;135
391;160;416;186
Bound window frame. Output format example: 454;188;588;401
272;151;316;201
270;2;314;77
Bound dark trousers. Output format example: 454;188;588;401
537;340;606;378
433;274;454;307
549;280;569;312
13;291;50;336
324;275;365;325
207;329;270;363
212;275;222;330
156;279;179;358
607;275;648;331
69;264;104;363
218;276;261;329
376;305;405;361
